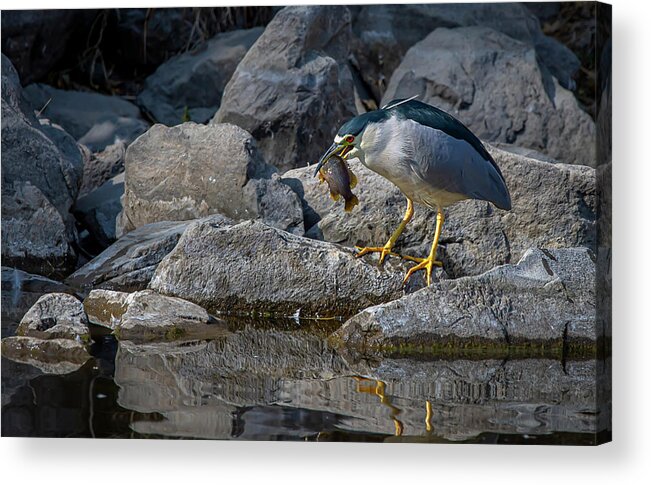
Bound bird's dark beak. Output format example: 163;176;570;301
313;142;343;177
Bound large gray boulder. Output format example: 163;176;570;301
352;3;579;101
65;218;212;292
281;146;595;278
212;6;358;172
382;27;595;166
137;27;264;125
24;83;149;151
334;247;597;352
83;289;224;342
149;218;427;317
115;122;302;237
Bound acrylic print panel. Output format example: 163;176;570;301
1;2;611;444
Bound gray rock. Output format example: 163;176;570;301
241;174;305;236
382;27;595;166
2;57;84;221
1;56;84;276
137;27;264;125
150;218;427;317
282;146;596;278
0;336;91;375
116;122;285;237
1;182;76;279
79;140;126;196
16;292;89;342
1;10;79;84
1;267;73;337
73;173;124;247
352;3;579;100
84;289;225;342
24;83;150;151
212;6;358;173
334;248;597;351
66;218;214;292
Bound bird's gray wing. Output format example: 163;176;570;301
405;121;511;210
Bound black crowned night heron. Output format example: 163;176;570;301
314;97;512;286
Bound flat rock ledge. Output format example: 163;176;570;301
149;219;429;318
83;289;226;342
333;247;599;357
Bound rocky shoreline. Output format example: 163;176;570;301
1;5;610;377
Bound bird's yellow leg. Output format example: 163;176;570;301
403;210;445;286
356;198;414;265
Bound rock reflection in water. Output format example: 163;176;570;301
112;326;607;442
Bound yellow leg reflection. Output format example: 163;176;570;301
425;400;433;433
354;377;403;437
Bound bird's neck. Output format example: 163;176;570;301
358;116;409;173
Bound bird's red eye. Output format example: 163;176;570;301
345;135;355;143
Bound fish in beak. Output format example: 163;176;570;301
313;143;352;177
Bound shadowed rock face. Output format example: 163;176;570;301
282;146;596;278
66;218;217;292
213;6;358;173
137;27;264;125
2;56;84;277
149;219;428;318
382;27;595;167
23;84;150;152
73;172;124;247
112;330;605;441
1;182;77;278
334;248;597;351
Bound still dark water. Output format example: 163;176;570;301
2;316;611;444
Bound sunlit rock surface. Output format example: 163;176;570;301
84;289;226;342
335;247;597;350
149;218;428;318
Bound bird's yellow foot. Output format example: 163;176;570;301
355;245;400;265
403;255;443;286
